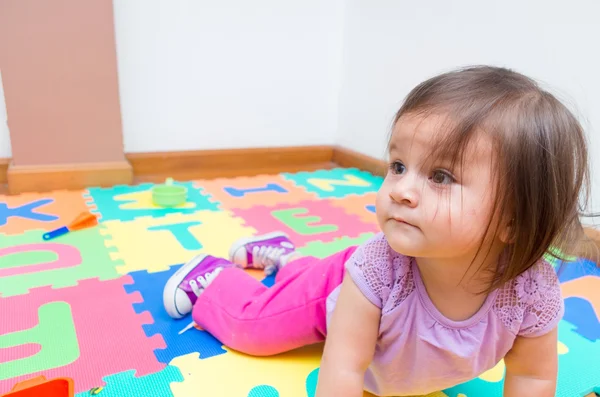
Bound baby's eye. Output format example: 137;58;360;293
431;170;455;185
389;161;406;175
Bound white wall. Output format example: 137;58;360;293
336;0;600;213
113;0;345;153
0;71;11;158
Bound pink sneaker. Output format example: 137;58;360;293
163;254;234;319
229;232;298;276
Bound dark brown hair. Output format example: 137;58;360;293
392;65;590;290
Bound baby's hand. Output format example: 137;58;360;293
315;272;381;397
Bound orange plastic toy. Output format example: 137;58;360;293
43;211;99;240
1;376;74;397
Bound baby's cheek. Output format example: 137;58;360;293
466;207;493;239
463;206;483;228
375;190;388;224
468;206;481;219
447;205;481;232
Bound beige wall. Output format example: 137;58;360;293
0;0;126;166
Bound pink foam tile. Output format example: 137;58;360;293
0;344;40;363
194;175;318;210
0;276;165;394
232;200;380;247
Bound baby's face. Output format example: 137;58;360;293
376;113;501;263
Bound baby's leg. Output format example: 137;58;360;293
193;246;357;356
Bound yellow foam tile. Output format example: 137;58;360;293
100;210;256;274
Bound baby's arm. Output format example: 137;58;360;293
315;272;381;397
503;326;558;397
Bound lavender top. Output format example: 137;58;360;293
330;233;564;396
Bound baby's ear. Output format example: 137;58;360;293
499;218;516;244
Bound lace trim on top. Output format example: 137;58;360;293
349;234;415;314
493;260;563;336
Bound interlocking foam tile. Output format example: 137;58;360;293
282;168;383;198
298;233;375;258
562;276;600;342
327;192;379;225
170;344;322;397
170;346;447;397
100;210;256;274
232;200;379;247
84;182;219;222
124;264;227;364
75;366;184;397
194;175;318;210
443;320;600;397
557;258;600;342
0;190;90;235
557;258;600;283
564;297;600;342
306;369;449;397
0;277;165;394
0;228;120;297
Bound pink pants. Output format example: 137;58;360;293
191;246;357;356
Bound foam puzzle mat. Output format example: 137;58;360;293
1;167;599;397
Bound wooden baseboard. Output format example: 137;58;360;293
7;160;133;194
127;145;335;182
127;145;388;183
0;158;8;185
0;146;345;193
0;146;336;193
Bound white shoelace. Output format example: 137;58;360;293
179;321;197;335
188;267;224;297
251;246;288;275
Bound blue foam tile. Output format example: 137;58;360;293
124;264;226;363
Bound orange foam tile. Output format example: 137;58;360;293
0;191;90;235
327;193;379;226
